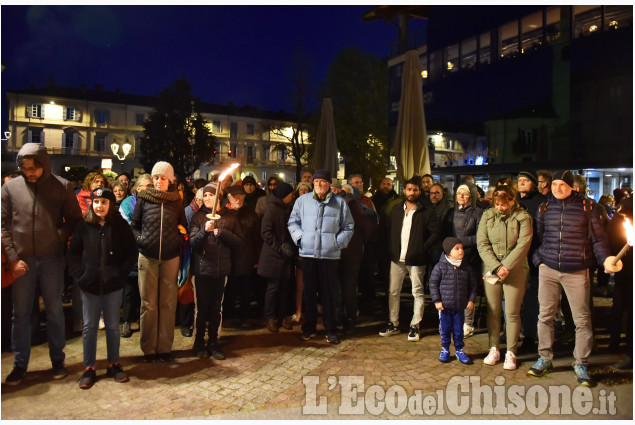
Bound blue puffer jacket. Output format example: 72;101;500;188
533;191;611;272
429;253;476;311
287;190;354;260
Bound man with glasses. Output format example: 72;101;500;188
2;144;82;386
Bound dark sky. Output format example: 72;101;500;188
1;5;417;113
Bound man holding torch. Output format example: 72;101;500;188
529;170;623;386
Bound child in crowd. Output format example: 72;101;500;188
67;188;137;389
429;237;476;364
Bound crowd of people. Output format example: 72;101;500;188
1;143;632;391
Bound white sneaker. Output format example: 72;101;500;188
503;351;517;370
483;347;500;366
463;323;474;338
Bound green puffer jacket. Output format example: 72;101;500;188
476;206;533;283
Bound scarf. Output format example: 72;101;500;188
445;255;462;267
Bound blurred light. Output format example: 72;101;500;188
446;62;454;70
609;20;618;29
421;70;428;78
606;174;612;177
101;158;113;169
475;155;484;165
50;101;55;105
589;25;598;32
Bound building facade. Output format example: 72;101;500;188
2;84;305;184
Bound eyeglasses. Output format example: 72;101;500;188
429;191;442;195
21;166;43;173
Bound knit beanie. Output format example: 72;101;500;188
331;178;342;189
442;237;462;255
456;184;470;195
296;181;313;192
227;185;246;196
518;171;538;186
273;181;294;199
552;170;574;188
151;161;175;182
242;175;257;186
313;169;331;181
203;182;217;196
91;187;116;204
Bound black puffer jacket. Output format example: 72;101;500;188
257;195;294;279
429;253;476;311
130;185;187;261
67;214;137;295
517;189;546;274
189;205;242;278
389;199;441;266
533;191;611;272
228;207;262;276
447;204;483;267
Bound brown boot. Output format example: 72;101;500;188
266;318;279;333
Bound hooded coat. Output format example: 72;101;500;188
258;194;295;279
1;143;82;263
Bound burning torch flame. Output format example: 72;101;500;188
624;218;633;246
208;162;240;220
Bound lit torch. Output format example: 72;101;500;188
207;162;239;221
612;217;633;266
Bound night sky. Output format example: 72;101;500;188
1;4;421;114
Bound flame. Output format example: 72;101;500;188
624;218;633;246
218;163;239;183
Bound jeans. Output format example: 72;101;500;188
537;265;592;365
81;289;123;367
440;309;465;350
302;258;338;335
11;254;66;369
388;261;425;328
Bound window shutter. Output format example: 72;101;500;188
62;133;66;147
73;133;78;149
76;109;82;122
40;131;45;145
27;129;32;143
40;106;45;119
94;134;97;150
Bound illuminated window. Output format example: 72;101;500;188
574;5;601;38
444;44;459;73
605;5;632;31
27;104;43;118
522;11;543;51
500;20;519;58
479;32;491;65
461;37;477;70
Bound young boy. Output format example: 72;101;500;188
429;237;476;364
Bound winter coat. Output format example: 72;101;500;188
67;214;137;295
189;205;242;278
1;143;82;263
288;190;354;260
229;206;261;276
371;189;399;218
388;199;441;266
341;193;374;262
244;188;266;212
119;194;136;223
477;206;532;284
76;189;92;216
130;185;188;261
448;204;483;267
429;253;477;311
532;191;612;272
516;189;546;274
258;195;295;279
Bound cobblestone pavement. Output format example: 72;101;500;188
1;295;632;420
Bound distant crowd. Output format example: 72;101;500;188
1;143;632;390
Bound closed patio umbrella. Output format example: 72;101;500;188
393;50;430;183
313;98;338;177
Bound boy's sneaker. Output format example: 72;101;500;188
456;349;472;364
573;364;595;387
527;358;553;377
79;367;96;390
463;323;474;338
300;331;317;341
193;339;207;358
378;322;400;337
107;363;130;383
4;367;26;386
438;348;450;363
483;347;500;366
503;351;517;370
407;326;420;341
325;334;341;344
51;362;68;380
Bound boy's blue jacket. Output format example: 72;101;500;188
429;253;476;311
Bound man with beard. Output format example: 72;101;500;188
379;178;441;342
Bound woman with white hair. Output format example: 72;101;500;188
130;161;187;363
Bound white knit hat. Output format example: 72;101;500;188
151;161;175;182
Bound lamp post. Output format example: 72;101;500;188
111;139;132;174
1;131;11;142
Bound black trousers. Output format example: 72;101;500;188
122;274;140;323
264;277;291;321
193;275;227;343
302;258;338;335
338;259;361;325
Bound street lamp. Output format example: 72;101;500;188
111;139;132;174
1;131;11;142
